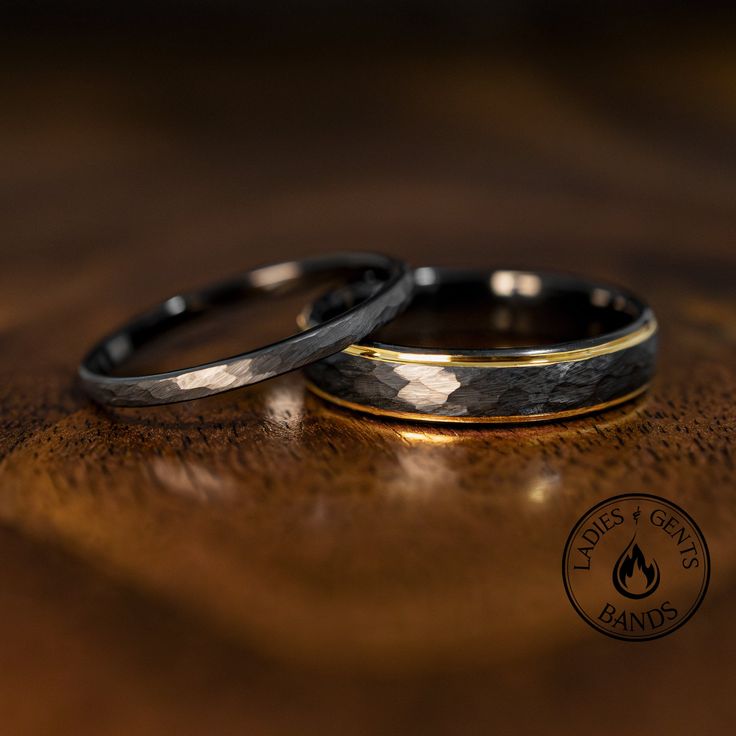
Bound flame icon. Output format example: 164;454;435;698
612;535;660;599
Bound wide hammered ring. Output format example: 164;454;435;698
302;267;657;424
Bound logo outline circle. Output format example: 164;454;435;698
562;492;710;642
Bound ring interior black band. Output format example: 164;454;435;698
306;267;651;355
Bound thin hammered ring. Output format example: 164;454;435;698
79;252;413;406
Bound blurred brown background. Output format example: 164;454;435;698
1;3;735;735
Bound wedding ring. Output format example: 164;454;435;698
79;252;413;406
301;268;657;423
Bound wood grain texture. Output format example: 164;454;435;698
1;36;735;735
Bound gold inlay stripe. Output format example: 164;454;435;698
306;382;650;425
341;318;657;368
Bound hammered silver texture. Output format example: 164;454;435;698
304;334;657;419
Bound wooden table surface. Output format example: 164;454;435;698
2;35;735;735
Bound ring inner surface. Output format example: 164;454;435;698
314;271;643;351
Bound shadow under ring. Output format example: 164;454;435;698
300;267;658;424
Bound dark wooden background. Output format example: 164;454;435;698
1;14;735;735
